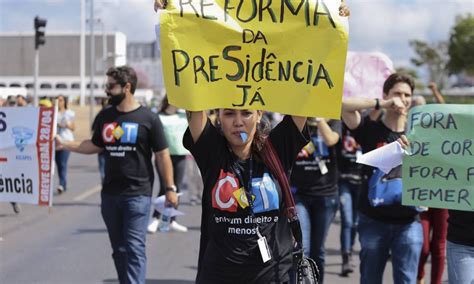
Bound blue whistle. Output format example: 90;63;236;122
240;132;248;142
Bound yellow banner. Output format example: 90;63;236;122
160;0;349;118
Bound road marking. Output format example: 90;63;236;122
73;185;102;201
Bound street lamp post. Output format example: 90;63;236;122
89;0;95;127
33;16;47;107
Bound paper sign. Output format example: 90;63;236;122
0;107;56;206
402;104;474;211
160;0;349;118
357;141;404;174
343;51;394;99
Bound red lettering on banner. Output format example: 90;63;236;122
36;108;55;206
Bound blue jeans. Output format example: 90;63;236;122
295;194;339;284
55;150;70;190
339;181;361;253
101;192;151;284
359;214;423;284
447;241;474;284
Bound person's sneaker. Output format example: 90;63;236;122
147;218;160;234
11;203;21;214
57;185;64;195
170;221;188;233
349;252;356;269
341;253;354;276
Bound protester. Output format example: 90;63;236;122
342;73;423;284
337;124;364;276
16;95;28;107
290;118;341;284
56;66;178;284
154;1;350;282
6;95;16;106
147;96;188;233
335;109;381;274
184;109;309;283
55;95;75;194
39;98;53;108
416;83;448;284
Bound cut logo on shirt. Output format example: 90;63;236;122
211;170;279;213
102;122;138;144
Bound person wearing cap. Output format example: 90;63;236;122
39;98;53;108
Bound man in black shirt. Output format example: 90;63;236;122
341;73;422;284
57;66;177;284
289;118;341;284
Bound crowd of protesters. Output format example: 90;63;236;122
3;67;472;284
2;0;473;283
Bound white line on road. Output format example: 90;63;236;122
73;185;102;201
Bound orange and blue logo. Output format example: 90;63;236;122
102;122;138;144
211;170;279;213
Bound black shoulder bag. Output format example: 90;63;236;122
262;139;320;284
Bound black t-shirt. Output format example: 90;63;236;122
91;106;168;196
448;210;474;246
183;116;308;284
351;116;418;224
290;120;341;196
337;123;365;185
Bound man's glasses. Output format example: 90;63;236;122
105;82;120;90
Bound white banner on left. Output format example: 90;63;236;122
0;107;57;206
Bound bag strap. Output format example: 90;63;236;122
262;138;303;247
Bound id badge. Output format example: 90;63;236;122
257;236;272;263
318;159;328;175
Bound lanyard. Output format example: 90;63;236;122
232;154;255;209
231;154;265;239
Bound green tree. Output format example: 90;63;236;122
409;40;449;89
448;14;474;75
395;67;419;79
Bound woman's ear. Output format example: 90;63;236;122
257;110;263;123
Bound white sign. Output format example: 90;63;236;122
0;107;56;206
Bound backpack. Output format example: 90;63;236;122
368;165;403;207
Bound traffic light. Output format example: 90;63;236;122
34;16;47;49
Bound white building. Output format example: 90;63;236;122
0;32;126;99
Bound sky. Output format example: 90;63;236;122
1;0;473;77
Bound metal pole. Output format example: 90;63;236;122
80;0;86;106
89;0;95;126
102;20;107;70
34;49;39;107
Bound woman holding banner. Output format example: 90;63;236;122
154;0;350;283
184;109;308;283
